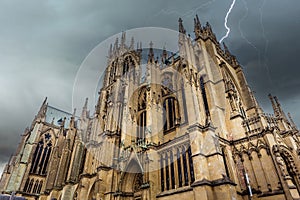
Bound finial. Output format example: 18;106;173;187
178;18;186;34
288;113;297;129
162;46;168;61
37;97;48;120
83;98;88;109
195;14;201;26
130;36;134;49
42;97;48;105
70;109;76;129
81;98;89;119
194;14;202;38
149;41;153;49
148;41;154;63
223;42;229;51
206;22;211;28
121;32;126;47
113;37;119;51
72;108;76;117
268;94;280;117
274;96;287;119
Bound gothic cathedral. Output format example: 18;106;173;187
1;16;300;200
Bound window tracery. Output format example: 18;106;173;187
160;145;194;191
163;98;176;131
30;133;52;175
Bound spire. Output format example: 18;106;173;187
274;96;287;120
268;94;280;117
121;31;126;48
273;96;282;113
137;41;142;54
36;97;48;120
72;108;76;117
81;98;89;119
194;14;202;38
161;46;168;63
130;36;134;50
69;108;76;129
83;98;88;110
223;42;229;52
113;37;119;55
288;113;297;129
203;22;217;42
178;18;186;34
148;41;154;63
206;22;212;32
223;42;231;56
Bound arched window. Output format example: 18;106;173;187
170;152;175;189
41;142;52;175
165;152;170;190
187;147;195;183
163;97;176;131
160;154;165;192
123;56;135;75
137;111;147;140
28;179;34;193
30;141;43;173
160;147;194;191
37;181;43;194
177;148;183;187
30;134;52;175
182;146;189;186
33;180;39;193
23;178;30;192
200;76;210;117
109;60;118;84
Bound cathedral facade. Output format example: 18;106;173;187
1;16;300;200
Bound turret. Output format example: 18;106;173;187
69;108;76;129
178;17;186;34
81;98;89;120
274;96;287;120
148;41;154;64
268;94;280;117
121;31;126;49
288;112;297;129
130;36;134;50
161;46;168;64
36;97;48;122
194;14;202;38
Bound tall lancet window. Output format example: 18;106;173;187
137;111;147;140
30;133;52;175
137;88;147;141
163;97;176;131
109;60;118;84
123;56;135;75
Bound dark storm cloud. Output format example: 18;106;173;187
0;0;300;174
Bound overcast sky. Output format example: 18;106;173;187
0;0;299;175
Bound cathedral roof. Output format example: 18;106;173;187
45;105;75;128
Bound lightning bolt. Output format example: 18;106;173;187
219;0;237;43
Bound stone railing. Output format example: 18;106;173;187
261;113;278;129
242;115;262;135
